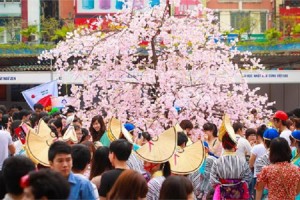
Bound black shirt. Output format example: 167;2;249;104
98;168;125;197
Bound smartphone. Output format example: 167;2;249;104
138;132;142;139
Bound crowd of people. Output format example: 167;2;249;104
0;103;300;200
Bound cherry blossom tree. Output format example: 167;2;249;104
40;3;274;135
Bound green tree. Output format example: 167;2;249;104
265;28;281;41
233;16;259;41
292;24;300;34
51;22;74;42
40;17;60;42
20;25;38;42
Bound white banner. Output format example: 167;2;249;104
0;70;300;84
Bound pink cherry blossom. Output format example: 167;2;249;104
40;4;274;135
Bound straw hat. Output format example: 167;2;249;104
107;118;133;143
25;120;56;167
62;125;78;144
218;114;237;143
135;127;177;163
175;123;193;146
169;141;205;175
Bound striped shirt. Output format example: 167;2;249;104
200;155;217;194
255;152;270;176
147;176;165;200
210;152;252;187
188;169;201;196
127;151;145;174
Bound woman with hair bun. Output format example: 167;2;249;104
210;115;251;200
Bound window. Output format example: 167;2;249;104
214;11;220;29
0;18;21;43
60;84;72;96
260;12;267;33
0;28;5;43
230;12;250;30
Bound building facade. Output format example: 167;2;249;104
207;0;274;34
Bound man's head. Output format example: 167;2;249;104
48;141;72;178
109;139;132;166
19;109;31;122
8;104;19;117
272;110;288;129
232;122;244;135
179;120;194;136
2;156;35;196
33;103;44;115
71;144;91;174
65;106;76;117
22;169;70;200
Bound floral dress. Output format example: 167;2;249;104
257;162;300;200
292;149;300;200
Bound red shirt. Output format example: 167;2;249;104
257;162;300;200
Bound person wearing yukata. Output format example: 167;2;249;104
210;114;251;200
134;127;177;200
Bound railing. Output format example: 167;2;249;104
237;43;300;52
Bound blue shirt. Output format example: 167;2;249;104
68;172;96;200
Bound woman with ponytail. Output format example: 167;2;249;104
134;127;176;200
144;161;171;200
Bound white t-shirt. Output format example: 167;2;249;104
235;135;252;161
280;129;292;146
251;143;267;177
0;130;13;170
